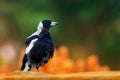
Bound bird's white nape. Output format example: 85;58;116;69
37;22;43;33
27;22;43;39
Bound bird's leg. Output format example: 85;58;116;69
36;66;39;72
28;64;32;71
23;62;31;71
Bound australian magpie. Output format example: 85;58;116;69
20;19;58;71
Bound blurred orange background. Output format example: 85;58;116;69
18;46;110;75
0;0;120;74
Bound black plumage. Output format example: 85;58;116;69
28;29;54;67
20;19;58;71
25;35;38;46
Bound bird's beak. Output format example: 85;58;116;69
50;22;58;26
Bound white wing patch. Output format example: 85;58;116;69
25;39;38;54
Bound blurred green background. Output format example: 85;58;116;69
0;0;120;71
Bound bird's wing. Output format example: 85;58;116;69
25;35;38;46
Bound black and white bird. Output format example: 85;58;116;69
20;19;58;71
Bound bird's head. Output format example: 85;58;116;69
37;19;58;32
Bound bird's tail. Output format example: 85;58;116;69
20;54;28;71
